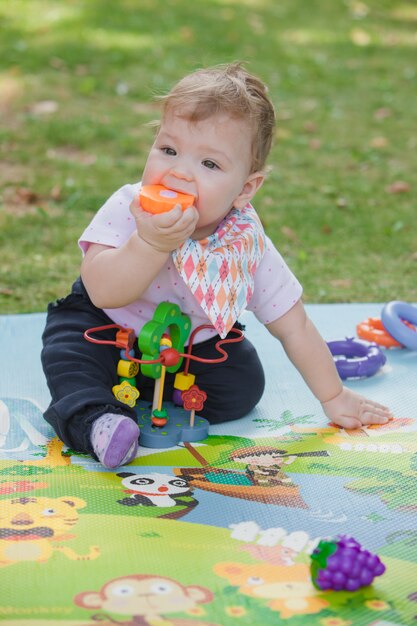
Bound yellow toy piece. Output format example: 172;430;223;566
174;371;195;391
140;184;195;214
117;359;139;378
160;335;173;348
112;380;140;408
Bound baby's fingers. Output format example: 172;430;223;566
358;400;392;425
160;205;198;235
156;205;184;227
331;415;362;430
130;196;147;221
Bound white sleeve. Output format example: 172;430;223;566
247;236;303;324
78;182;140;254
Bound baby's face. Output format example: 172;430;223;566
142;110;260;239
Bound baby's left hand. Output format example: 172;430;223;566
321;386;393;429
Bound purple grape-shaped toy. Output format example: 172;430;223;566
310;535;386;592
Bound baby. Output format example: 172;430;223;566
41;63;391;468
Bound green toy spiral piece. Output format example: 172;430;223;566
138;302;192;379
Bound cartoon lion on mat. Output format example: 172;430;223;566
214;561;329;618
0;495;100;566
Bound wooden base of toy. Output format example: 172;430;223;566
135;400;209;448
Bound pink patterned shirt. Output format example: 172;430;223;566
79;183;303;343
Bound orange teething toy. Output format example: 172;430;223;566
356;317;414;348
140;185;195;214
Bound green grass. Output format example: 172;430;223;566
1;0;416;313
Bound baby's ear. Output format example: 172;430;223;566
233;172;265;209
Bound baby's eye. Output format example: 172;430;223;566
162;147;176;156
202;159;219;170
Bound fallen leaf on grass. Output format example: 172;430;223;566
3;186;63;216
330;279;353;288
349;2;369;18
336;197;348;208
247;14;265;35
309;138;321;150
374;107;392;120
275;127;291;140
132;101;160;115
49;57;65;69
27;100;59;115
276;109;293;121
281;225;299;242
46;147;97;165
320;186;336;196
370;136;388;148
0;75;23;112
50;185;62;200
180;26;195;41
304;121;317;133
15;187;40;204
350;28;371;46
385;181;411;194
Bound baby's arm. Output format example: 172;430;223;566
266;300;392;429
81;198;198;308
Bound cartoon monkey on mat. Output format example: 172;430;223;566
74;573;218;625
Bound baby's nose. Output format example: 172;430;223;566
171;163;193;181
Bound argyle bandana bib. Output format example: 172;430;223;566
172;204;266;338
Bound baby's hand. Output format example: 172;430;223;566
321;386;393;430
130;196;199;253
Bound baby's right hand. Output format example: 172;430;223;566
130;196;199;253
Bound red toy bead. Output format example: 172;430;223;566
159;347;180;367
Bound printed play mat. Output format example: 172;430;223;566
0;303;416;625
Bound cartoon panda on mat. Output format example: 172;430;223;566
117;472;198;509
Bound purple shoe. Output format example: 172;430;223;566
91;414;140;469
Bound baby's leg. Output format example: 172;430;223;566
41;278;139;463
179;329;265;423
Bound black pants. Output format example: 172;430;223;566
41;278;265;455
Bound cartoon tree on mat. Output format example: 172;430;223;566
387;530;417;547
310;462;417;513
0;464;52;477
253;410;315;431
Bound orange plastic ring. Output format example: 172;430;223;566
356;317;413;348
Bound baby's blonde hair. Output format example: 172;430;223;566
159;63;276;173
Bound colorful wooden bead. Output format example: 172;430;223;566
174;371;195;391
117;359;139;378
112;381;140;408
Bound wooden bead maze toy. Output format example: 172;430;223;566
84;302;244;448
